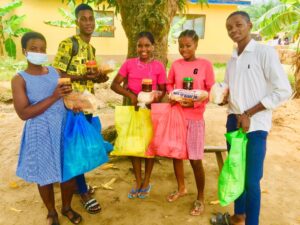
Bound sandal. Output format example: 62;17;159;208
166;189;187;202
210;212;232;225
128;188;139;199
82;198;101;214
47;213;60;225
137;184;152;199
61;208;82;224
190;200;204;216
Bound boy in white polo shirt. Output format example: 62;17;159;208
211;11;292;225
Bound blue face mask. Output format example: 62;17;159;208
26;52;48;65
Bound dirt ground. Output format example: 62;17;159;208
0;81;300;225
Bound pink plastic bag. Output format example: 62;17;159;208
147;103;188;159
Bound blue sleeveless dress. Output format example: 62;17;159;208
16;66;67;186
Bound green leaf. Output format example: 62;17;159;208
58;7;75;22
259;11;300;38
252;1;300;40
281;0;299;4
0;0;22;17
4;15;27;34
44;20;75;28
4;38;16;59
14;27;32;36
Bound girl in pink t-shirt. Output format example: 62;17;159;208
166;30;215;216
111;31;166;199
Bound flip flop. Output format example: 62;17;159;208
190;200;204;216
61;208;82;224
166;189;187;202
137;184;152;199
128;188;139;199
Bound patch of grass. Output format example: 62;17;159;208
0;57;27;81
213;62;226;69
283;64;295;89
214;64;226;82
288;73;295;89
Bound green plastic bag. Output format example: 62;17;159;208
218;128;248;206
111;106;153;158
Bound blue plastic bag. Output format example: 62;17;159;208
91;116;113;153
62;111;109;182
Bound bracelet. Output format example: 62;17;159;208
243;111;252;118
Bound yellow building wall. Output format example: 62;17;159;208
5;0;237;62
168;3;237;58
6;0;127;60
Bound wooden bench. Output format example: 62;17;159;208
204;146;227;172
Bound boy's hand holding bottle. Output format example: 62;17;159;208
85;60;109;83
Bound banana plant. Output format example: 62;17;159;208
251;0;300;97
0;0;31;58
168;16;187;46
44;2;115;33
253;0;300;39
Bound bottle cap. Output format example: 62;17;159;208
86;60;97;67
142;79;152;84
183;77;193;82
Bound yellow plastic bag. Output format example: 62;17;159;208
111;106;153;158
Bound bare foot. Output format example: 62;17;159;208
231;214;245;225
47;212;59;225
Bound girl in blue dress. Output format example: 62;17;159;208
11;32;81;225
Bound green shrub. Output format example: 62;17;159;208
0;57;27;81
213;62;226;69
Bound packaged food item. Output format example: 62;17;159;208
169;89;208;102
99;60;115;74
63;90;95;113
141;79;152;92
86;60;98;74
58;77;71;85
183;77;194;90
209;82;229;104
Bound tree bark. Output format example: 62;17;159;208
116;0;178;66
0;17;5;56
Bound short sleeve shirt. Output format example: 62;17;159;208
52;35;96;93
118;58;166;95
167;58;215;120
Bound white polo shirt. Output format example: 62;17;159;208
225;39;292;132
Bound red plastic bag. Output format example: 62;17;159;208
147;103;188;159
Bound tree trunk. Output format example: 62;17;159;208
117;0;178;66
0;17;5;56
